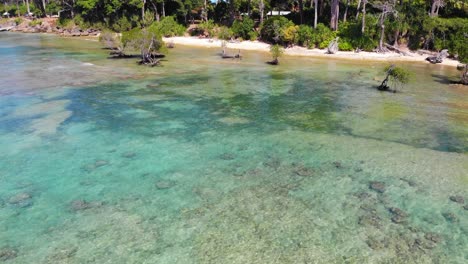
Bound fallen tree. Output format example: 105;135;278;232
121;26;167;66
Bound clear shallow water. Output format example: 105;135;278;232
0;33;467;263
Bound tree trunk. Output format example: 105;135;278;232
393;29;399;47
343;0;349;23
16;0;20;16
25;0;30;14
330;0;339;31
248;0;251;17
379;24;385;51
431;1;437;17
319;0;324;16
42;0;46;16
356;0;361;20
259;0;264;24
361;1;367;34
313;0;318;28
150;0;160;22
162;1;165;17
142;0;146;21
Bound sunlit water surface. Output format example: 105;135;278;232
0;33;467;263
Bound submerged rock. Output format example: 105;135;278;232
155;180;176;190
358;214;382;228
94;160;109;167
70;199;103;212
389;207;408;224
354;192;371;200
293;166;314;177
464;205;468;211
122;152;137;158
8;192;33;208
424;232;442;244
219;153;235;160
369;181;386;193
0;198;5;208
366;237;386;250
46;247;77;262
263;158;281;169
0;248;18;261
333;161;342;169
449;195;464;204
442;212;458;223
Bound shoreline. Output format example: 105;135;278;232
163;36;462;67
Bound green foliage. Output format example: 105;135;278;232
231;18;255;40
282;25;299;45
99;29;120;49
28;20;42;27
112;16;132;32
338;41;354;51
260;16;294;44
142;11;155;27
217;26;233;40
297;25;313;47
248;31;258;41
385;65;413;85
270;44;284;60
313;23;337;49
122;26;167;56
14;17;23;26
152;16;185;37
198;19;216;37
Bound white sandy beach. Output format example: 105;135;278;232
163;36;461;67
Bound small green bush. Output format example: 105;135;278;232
338;41;354;51
14;17;23;26
248;31;258;41
217;26;233;40
231;18;255;40
153;16;185;37
313;23;336;49
260;16;294;44
198;19;216;37
112;16;132;32
297;25;313;47
28;20;42;27
270;44;284;60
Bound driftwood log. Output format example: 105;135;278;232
327;37;339;54
384;43;413;56
426;49;448;64
267;59;279;65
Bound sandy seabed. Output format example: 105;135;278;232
163;36;461;67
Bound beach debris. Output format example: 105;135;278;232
389;207;408;224
326;37;339;54
0;248;17;261
70;199;103;212
219;153;235;160
426;49;448;64
442;212;458;223
449;195;464;204
8;192;33;208
369;181;386;193
122;151;137;158
155;180;176;190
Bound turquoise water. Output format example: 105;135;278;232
0;33;467;263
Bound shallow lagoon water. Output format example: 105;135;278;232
0;33;467;263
